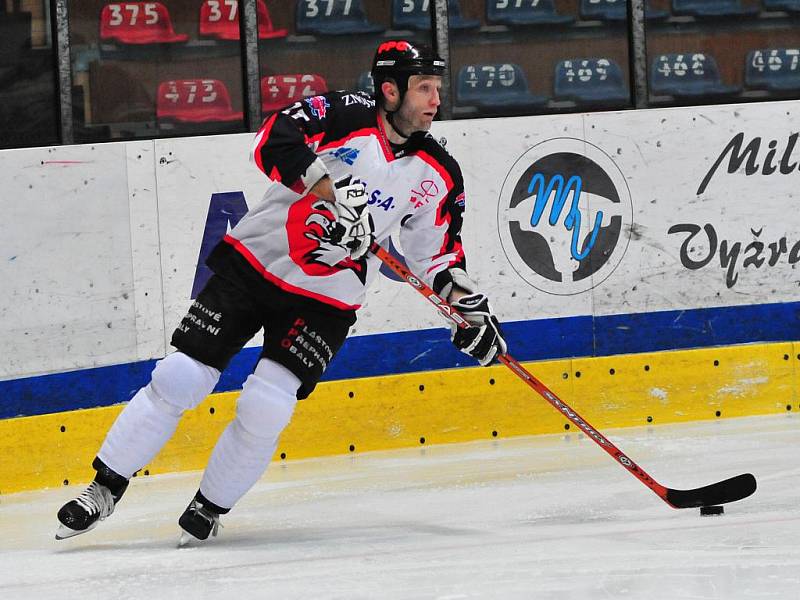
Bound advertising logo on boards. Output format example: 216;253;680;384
497;138;633;296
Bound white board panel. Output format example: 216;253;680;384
126;141;166;361
583;101;800;316
4;99;799;383
0;143;138;378
432;115;596;323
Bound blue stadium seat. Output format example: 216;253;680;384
650;53;741;98
295;0;384;35
486;0;574;26
392;0;479;30
456;63;547;111
762;0;800;11
745;48;800;92
553;58;629;106
356;71;375;95
579;0;669;21
671;0;758;17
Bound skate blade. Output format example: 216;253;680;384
55;521;96;540
177;531;197;548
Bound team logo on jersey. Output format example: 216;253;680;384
455;192;465;207
409;179;440;209
286;195;368;284
333;147;360;165
497;138;633;296
305;96;330;119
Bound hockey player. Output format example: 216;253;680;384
55;39;507;543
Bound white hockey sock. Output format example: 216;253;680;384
200;359;300;510
199;417;281;510
97;385;182;479
97;352;220;479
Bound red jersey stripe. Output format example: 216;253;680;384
222;235;361;311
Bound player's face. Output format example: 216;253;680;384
395;75;441;133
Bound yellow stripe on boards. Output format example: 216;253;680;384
0;341;796;495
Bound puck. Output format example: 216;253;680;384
700;505;724;516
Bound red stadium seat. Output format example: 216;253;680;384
157;79;243;123
256;0;289;39
100;2;188;44
261;74;328;113
199;0;287;40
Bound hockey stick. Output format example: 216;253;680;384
370;241;757;509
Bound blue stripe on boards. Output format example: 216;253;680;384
0;360;158;420
2;301;799;419
593;302;800;355
324;313;593;383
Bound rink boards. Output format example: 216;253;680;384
2;100;799;493
2;341;797;494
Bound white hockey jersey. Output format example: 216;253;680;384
208;91;466;311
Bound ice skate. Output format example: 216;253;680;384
55;458;129;540
55;480;127;540
178;497;223;545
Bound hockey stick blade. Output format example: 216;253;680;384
666;473;757;508
370;242;759;510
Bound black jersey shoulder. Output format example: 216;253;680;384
317;90;377;135
404;132;463;186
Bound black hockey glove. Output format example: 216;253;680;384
450;293;508;366
330;176;374;260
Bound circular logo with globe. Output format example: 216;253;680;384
497;138;633;296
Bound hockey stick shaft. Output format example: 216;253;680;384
371;242;756;509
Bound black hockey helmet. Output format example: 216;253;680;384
371;40;446;107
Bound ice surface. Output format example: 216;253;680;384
1;414;798;600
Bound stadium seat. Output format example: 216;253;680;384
356;71;375;95
745;48;800;92
392;0;479;30
295;0;384;35
650;53;741;98
762;0;800;11
261;74;328;113
671;0;758;18
486;0;574;26
100;2;189;44
157;79;243;123
199;0;288;40
456;63;547;111
553;58;629;107
579;0;669;21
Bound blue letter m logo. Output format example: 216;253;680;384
528;173;603;261
191;192;249;299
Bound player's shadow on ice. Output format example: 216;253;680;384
52;520;482;554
